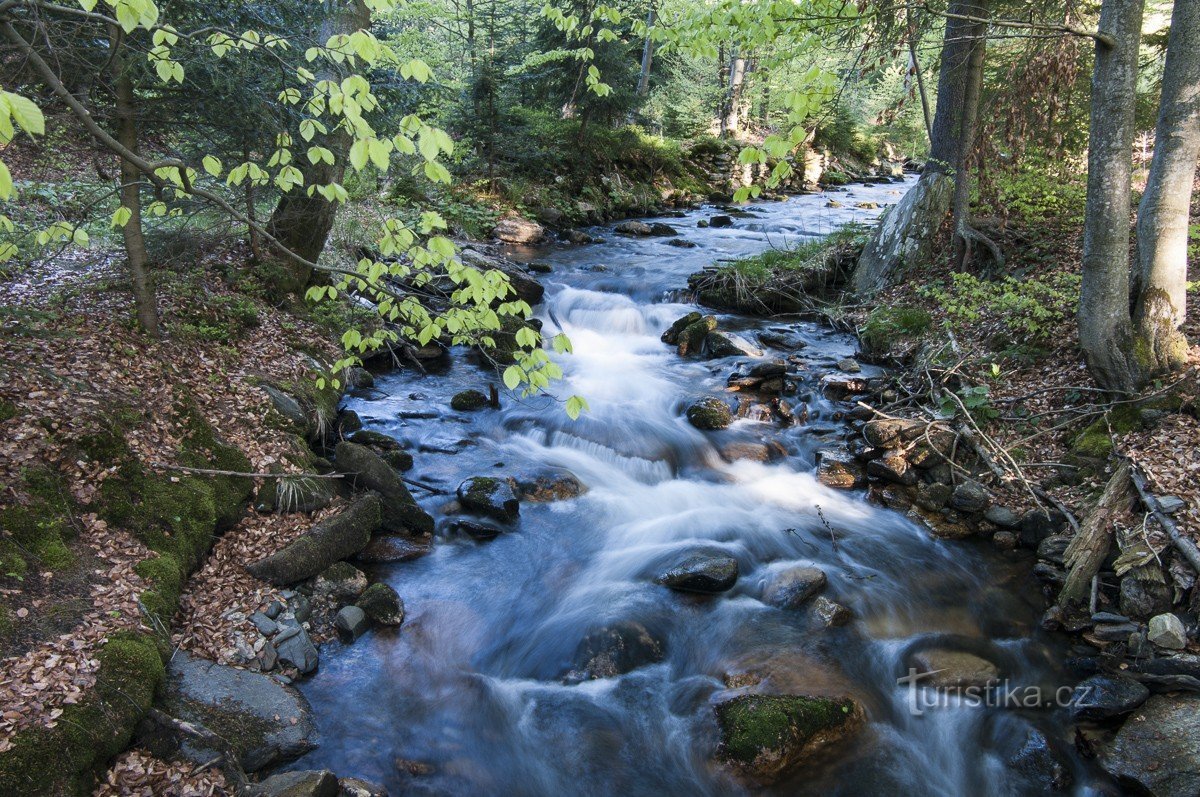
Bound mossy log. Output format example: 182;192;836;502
335;441;434;535
246;493;382;585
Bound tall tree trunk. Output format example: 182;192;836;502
636;5;655;97
109;26;160;338
1133;0;1200;376
723;52;747;137
266;0;371;295
853;0;981;295
950;2;996;269
1079;0;1147;393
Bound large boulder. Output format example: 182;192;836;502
335;441;435;535
615;220;652;236
1102;695;1200;797
151;650;316;772
246;493;381;585
714;694;864;785
492;217;545;244
762;566;826;610
457;476;520;522
357;582;405;626
687;398;733;431
655;552;738;594
565;620;664;681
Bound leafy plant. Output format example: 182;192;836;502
920;271;1080;342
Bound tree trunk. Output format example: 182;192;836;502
266;0;371;295
951;1;993;268
1059;460;1134;607
722;51;746;137
853;0;981;295
1133;0;1200;377
109;26;160;338
636;6;655;97
1079;0;1147;394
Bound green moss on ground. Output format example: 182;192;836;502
1071;403;1145;459
0;633;164;796
0;468;77;580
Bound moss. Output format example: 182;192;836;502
0;468;77;575
0;399;17;422
0;633;164;795
715;694;857;766
686;398;732;430
860;306;933;353
451;389;490;412
1072;404;1144;459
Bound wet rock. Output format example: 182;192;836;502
748;360;787;378
492;217;545;244
855;201;879;209
762;566;826;610
686;397;734;430
380;449;414;472
706;330;765;358
1069;674;1149;722
514;468;585;502
908;505;975;540
722;441;786;463
915;482;953;511
825;199;843;208
811;596;852;628
338;410;363;435
821;376;870;400
450;518;505;540
950;480;991;513
667;238;697;248
339;777;388;797
816;449;866;489
565;229;594;244
336;442;435;535
908;648;1000;689
1148;613;1187;650
866;452;917;486
346;367;374;390
713;694;863;785
1102;694;1200;797
835;357;860;373
674;315;719;356
984;505;1021;529
528;261;554;273
1120;577;1174;620
258;770;339;797
153;650;316;772
1019;509;1067;548
566;620;664;681
697;219;709;228
450;389;490;412
615;220;652;236
457;476;520;522
649;222;678;236
353;534;431;563
311;561;368;604
335;606;370;642
350;429;402;450
357;582;405;626
246;493;381;585
275;623;320;675
655;552;739;593
661;311;703;344
992;531;1019;550
263;385;307;429
709;215;734;228
1009;728;1073;791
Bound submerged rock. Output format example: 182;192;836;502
566;620;664;681
686;397;733;431
353;534;431;563
713;694;863;785
655;552;738;593
908;648;1000;689
762;566;826;610
514;468;585;502
810;596;853;628
1102;694;1200;797
457;476;520;522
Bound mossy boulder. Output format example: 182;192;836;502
335;441;434;535
0;634;164;795
661;312;703;345
246;493;381;585
380;449;414;472
456;476;520;523
714;694;864;785
686;398;733;431
451;390;491;412
356;582;405;626
677;316;719;356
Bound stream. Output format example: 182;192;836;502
288;178;1103;795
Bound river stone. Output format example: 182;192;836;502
357;582;405;626
811;596;852;628
246;493;382;585
457;476;520;522
984;505;1021;529
492;217;545;244
661;312;702;344
1102;694;1200;797
566;620;665;681
763;566;827;610
722;441;785;464
709;215;734;228
1019;509;1067;547
862;419;924;448
908;648;1000;689
687;397;733;431
336;441;435;535
867;452;917;486
353;533;431;563
514;468;585;502
155;650;316;772
258;770;339;797
667;238;697;248
649;222;678;236
676;316;719;356
1069;674;1149;722
275;622;319;675
349;429;402;451
615;220;652;236
656;553;739;594
1120;577;1174;620
335;605;370;642
713;694;863;785
450;389;490;412
1009;727;1073;791
705;330;765;358
950;480;991;513
1148;613;1187;649
836;357;861;373
380;449;414;472
816;449;865;489
311;561;368;604
339;777;388;797
915;482;953;511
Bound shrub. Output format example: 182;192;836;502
919;271;1080;343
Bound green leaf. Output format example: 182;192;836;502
0;159;12;201
565;395;589;420
503;365;522;390
111;205;133;228
202;155;223;177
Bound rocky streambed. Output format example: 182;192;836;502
180;179;1196;796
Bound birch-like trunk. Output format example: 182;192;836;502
1079;0;1147;393
1133;0;1200;376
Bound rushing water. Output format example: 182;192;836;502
289;179;1102;795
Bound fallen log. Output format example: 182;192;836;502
246;492;381;585
1059;461;1134;607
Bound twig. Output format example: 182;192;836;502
150;461;448;494
1129;463;1200;575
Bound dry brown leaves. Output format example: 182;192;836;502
96;749;229;797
